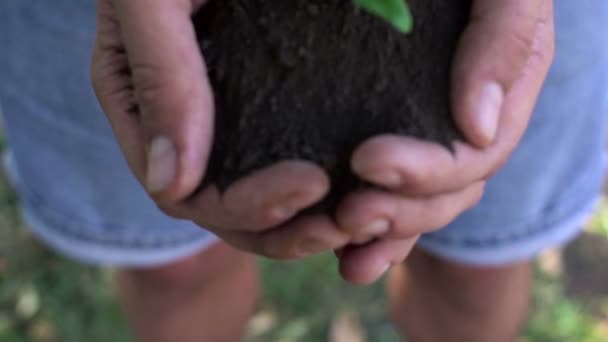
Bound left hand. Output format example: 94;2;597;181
91;0;349;260
336;0;555;284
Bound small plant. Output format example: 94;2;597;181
355;0;413;33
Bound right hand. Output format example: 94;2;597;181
335;0;555;284
91;0;349;259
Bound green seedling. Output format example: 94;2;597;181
354;0;413;33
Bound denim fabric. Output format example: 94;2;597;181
418;0;608;265
0;0;607;266
0;1;217;267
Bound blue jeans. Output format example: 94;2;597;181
1;0;607;267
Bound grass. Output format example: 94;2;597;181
2;159;608;341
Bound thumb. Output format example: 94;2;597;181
111;0;213;201
451;0;549;147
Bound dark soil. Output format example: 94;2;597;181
194;0;471;213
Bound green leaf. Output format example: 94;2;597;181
354;0;413;33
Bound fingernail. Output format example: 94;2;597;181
146;136;177;193
269;205;297;222
476;82;503;144
379;263;391;276
363;218;391;236
269;192;310;222
370;171;402;188
351;234;376;245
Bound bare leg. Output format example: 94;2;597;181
115;242;259;342
387;248;531;342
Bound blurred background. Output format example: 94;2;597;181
2;1;608;340
1;131;608;341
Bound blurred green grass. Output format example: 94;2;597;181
2;160;608;341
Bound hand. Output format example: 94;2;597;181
91;0;349;259
335;0;556;284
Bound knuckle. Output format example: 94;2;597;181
506;28;535;65
131;62;193;115
527;21;556;70
469;8;548;90
501;8;555;79
90;53;115;94
90;49;135;112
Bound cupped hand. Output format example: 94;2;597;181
336;0;556;285
91;0;349;259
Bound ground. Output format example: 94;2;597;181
2;152;608;341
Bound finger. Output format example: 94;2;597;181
218;215;350;260
336;182;485;240
452;0;551;147
180;161;329;232
92;0;147;182
338;238;418;285
352;135;491;195
110;0;213;201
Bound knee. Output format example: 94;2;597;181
118;242;257;293
408;248;529;286
405;248;531;313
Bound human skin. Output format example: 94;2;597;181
92;0;554;340
91;0;554;284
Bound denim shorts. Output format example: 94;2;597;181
1;0;607;268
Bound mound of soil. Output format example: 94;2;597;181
194;0;471;212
